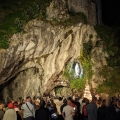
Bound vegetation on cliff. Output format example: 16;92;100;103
0;0;87;49
95;25;120;95
63;38;93;91
0;0;52;49
63;55;93;91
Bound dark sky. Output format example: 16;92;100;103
101;0;120;27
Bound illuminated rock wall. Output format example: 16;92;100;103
0;0;104;101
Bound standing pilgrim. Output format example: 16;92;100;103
62;97;75;120
3;103;17;120
21;96;35;120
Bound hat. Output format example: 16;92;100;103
8;103;14;108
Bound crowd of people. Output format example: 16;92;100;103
0;93;120;120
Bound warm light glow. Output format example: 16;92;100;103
84;83;92;101
61;81;64;84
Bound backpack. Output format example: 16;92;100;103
83;105;87;117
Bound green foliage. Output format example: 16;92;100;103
0;0;88;49
95;25;120;95
89;34;93;39
0;0;52;49
70;77;85;90
0;35;9;49
95;25;120;66
68;8;88;24
94;25;115;46
63;55;93;90
55;87;63;95
97;66;120;96
49;9;88;27
49;12;87;27
14;18;23;32
79;55;93;82
39;0;52;18
83;40;92;54
23;2;40;20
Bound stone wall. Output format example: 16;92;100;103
0;18;106;101
46;0;101;25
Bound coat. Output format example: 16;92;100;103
35;107;49;120
0;109;4;120
3;109;17;120
86;102;97;120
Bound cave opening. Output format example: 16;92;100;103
50;86;71;98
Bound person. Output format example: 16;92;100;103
86;97;97;120
50;99;57;113
60;99;67;114
35;99;49;120
14;101;22;120
55;97;63;120
74;98;80;120
97;99;108;120
115;99;120;120
79;93;84;105
0;102;4;120
21;96;35;120
62;97;75;120
96;99;101;109
49;103;58;120
80;98;86;120
71;100;78;120
3;102;17;120
108;96;117;120
82;98;89;120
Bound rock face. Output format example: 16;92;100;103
0;0;104;101
46;0;102;25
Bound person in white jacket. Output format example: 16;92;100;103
3;102;17;120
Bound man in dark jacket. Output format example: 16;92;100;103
35;100;49;120
97;99;108;120
86;97;97;120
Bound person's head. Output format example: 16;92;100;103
97;99;101;105
46;102;51;108
101;100;106;106
85;98;89;105
116;99;120;107
40;100;45;107
110;97;117;105
74;97;78;102
63;98;67;105
22;99;25;104
26;96;31;102
8;103;14;109
58;97;62;101
0;102;4;110
11;99;15;104
67;97;72;105
82;98;87;103
80;93;83;98
92;96;97;104
14;101;18;107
